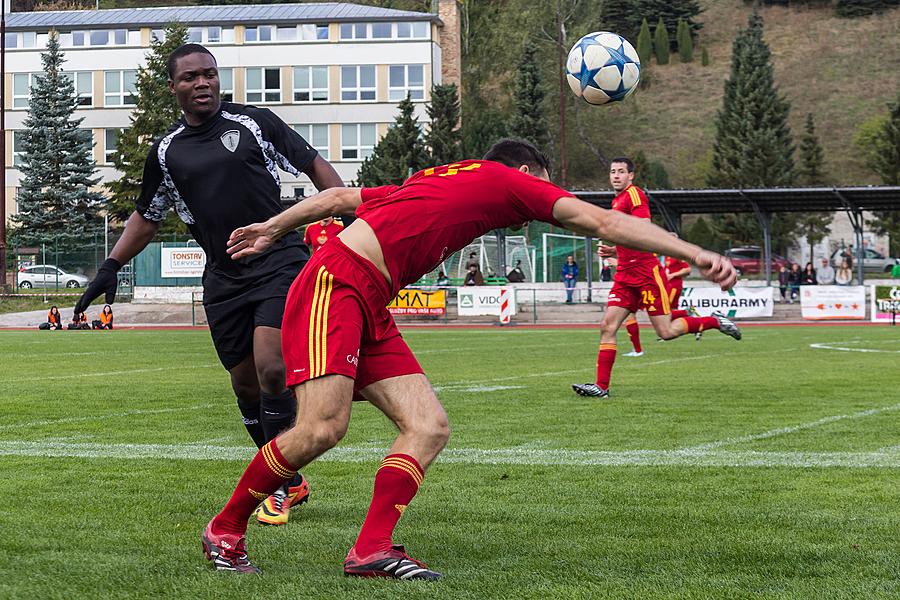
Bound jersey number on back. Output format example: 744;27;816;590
424;163;482;178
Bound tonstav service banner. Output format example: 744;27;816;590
871;285;900;323
678;286;774;318
457;287;517;317
800;286;866;320
161;247;206;278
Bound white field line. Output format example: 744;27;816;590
683;403;900;452
0;403;219;432
14;363;221;383
0;439;898;468
810;341;900;354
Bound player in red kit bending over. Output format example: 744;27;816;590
572;157;740;399
303;216;344;252
203;140;737;579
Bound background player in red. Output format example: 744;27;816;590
204;140;737;579
572;157;741;398
303;216;344;252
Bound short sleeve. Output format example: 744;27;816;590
361;185;401;202
303;224;313;247
135;143;172;222
626;187;651;219
254;107;318;175
507;170;569;227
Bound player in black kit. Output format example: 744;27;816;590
75;44;343;525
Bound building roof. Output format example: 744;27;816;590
6;2;439;30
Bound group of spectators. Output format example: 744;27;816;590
777;258;854;302
41;305;113;330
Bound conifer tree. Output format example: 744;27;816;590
10;34;103;251
637;0;704;42
509;40;550;150
426;83;462;166
107;23;187;225
677;18;693;62
865;94;900;255
798;113;826;185
599;0;640;43
701;46;710;66
708;9;797;250
635;18;653;67
653;16;670;65
357;96;428;186
835;0;891;18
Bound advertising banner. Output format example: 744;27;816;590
871;285;900;323
387;289;446;316
457;287;517;317
800;286;866;320
678;286;774;318
161;247;206;278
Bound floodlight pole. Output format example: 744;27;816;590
1;0;7;289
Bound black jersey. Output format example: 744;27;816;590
136;102;316;301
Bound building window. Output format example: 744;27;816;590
301;24;329;41
341;123;376;160
293;66;327;103
398;22;429;39
104;129;121;164
12;131;27;167
372;23;392;39
5;31;39;48
64;71;93;107
151;29;166;43
104;70;137;106
292;124;329;159
245;25;275;43
12;73;38;109
4;32;17;48
389;64;425;101
339;22;429;40
187;27;203;43
246;67;281;103
219;68;234;102
339;23;369;40
341;66;376;102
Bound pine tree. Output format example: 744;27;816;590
509;40;550;150
677;18;693;63
835;0;892;18
653;17;670;65
708;9;797;250
866;94;900;255
426;83;462;166
701;46;710;66
107;23;187;226
637;0;704;44
796;113;833;262
10;34;104;251
636;18;654;67
357;96;428;186
599;0;641;43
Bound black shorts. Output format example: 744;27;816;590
204;264;304;370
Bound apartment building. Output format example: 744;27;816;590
3;2;459;221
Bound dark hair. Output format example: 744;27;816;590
167;44;216;79
609;157;635;172
483;138;550;176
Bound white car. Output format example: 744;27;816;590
16;265;89;289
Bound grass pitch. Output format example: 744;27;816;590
1;325;898;599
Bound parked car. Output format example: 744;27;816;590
16;265;89;289
830;247;899;273
724;246;789;276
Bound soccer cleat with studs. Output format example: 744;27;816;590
711;311;742;340
344;545;441;580
253;476;310;526
571;383;610;398
202;523;261;574
623;350;644;357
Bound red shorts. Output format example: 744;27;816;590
607;264;672;315
668;279;683;310
282;238;423;390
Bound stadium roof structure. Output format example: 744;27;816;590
573;186;900;284
5;3;439;30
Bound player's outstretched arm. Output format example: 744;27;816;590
552;196;736;290
74;212;159;315
227;187;363;259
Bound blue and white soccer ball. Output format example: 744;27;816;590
565;31;641;105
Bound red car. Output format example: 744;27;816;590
725;247;789;276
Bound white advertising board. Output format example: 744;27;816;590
677;286;774;318
161;247;206;278
800;286;866;320
456;287;517;317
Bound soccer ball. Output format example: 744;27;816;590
565;31;641;105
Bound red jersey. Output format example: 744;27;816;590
303;218;344;252
664;256;690;282
611;184;659;285
358;160;568;295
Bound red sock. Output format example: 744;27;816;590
624;319;642;353
211;439;297;536
596;343;617;389
354;454;424;557
680;316;719;334
670;309;689;319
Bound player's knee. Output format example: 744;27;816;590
256;363;286;393
231;381;259;403
657;326;678;340
307;418;348;452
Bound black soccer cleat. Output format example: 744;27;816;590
202;523;261;574
711;311;742;340
572;383;610;398
344;545;441;580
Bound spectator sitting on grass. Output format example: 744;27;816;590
68;311;90;330
47;306;62;330
92;304;114;330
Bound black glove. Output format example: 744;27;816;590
74;258;122;315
